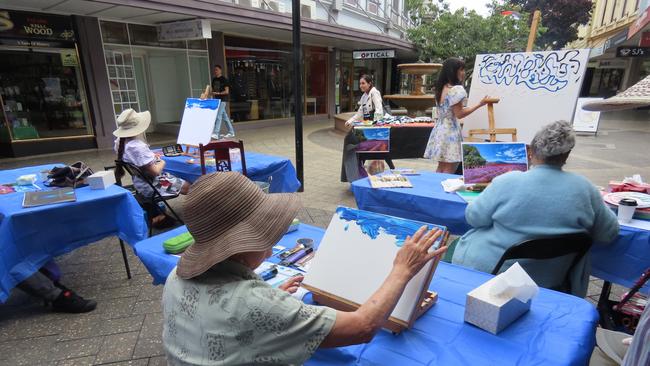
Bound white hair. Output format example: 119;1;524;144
531;120;575;159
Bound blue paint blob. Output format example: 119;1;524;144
185;98;219;110
335;207;447;248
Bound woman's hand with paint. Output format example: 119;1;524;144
279;275;304;294
392;226;446;278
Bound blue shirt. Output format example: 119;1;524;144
452;165;619;297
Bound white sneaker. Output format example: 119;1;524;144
211;134;220;140
223;133;235;138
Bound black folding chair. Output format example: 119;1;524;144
113;160;184;236
491;233;592;294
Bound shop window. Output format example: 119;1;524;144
105;49;140;117
0;49;93;140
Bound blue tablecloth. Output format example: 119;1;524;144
160;151;301;193
352;172;471;235
134;224;597;365
0;164;148;302
134;224;325;285
352;171;650;294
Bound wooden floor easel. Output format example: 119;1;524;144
467;98;517;142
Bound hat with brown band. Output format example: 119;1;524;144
176;172;301;279
583;75;650;112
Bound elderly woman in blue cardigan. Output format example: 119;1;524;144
452;121;619;297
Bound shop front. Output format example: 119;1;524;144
0;9;94;157
336;49;395;114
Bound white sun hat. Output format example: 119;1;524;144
112;109;151;138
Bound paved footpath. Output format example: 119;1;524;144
0;110;648;365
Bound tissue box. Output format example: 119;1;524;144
464;275;532;334
87;171;116;190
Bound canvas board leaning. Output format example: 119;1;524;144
176;98;221;146
462;142;528;185
302;207;449;333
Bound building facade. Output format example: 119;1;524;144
0;0;416;157
579;0;650;97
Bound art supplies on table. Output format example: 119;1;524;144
0;185;14;194
456;190;481;204
279;238;314;260
369;173;412;189
255;261;303;289
162;144;184;157
280;247;313;266
16;174;37;185
441;178;464;193
286;218;300;233
23;187;76;208
302;206;450;333
390;168;419;176
461;142;528;186
354;126;390;152
163;232;195;254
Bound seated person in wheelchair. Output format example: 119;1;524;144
113;109;190;226
450;121;619;297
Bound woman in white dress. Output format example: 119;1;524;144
424;58;490;173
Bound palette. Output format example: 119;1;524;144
604;192;650;209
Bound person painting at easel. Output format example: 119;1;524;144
211;65;236;139
424;58;490;173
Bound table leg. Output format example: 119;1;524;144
597;281;614;329
119;239;132;280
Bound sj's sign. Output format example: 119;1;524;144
353;50;395;60
0;10;74;42
616;46;650;57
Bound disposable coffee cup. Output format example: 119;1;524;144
618;198;638;223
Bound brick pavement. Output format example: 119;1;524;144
0;111;649;364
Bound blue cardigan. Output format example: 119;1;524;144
452;165;619;297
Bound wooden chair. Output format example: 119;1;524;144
491;233;592;294
198;140;247;176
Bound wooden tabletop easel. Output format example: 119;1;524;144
467;98;517;142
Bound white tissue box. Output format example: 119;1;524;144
87;171;116;190
464;275;532;334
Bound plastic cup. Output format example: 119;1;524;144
618;198;638;223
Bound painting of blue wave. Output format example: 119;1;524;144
336;207;447;247
185;98;219;110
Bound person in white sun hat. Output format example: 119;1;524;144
113;108;190;228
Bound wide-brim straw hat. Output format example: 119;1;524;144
583;75;650;112
177;172;301;279
113;109;151;138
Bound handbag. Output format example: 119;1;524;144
46;161;94;188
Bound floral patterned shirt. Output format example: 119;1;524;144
162;261;337;365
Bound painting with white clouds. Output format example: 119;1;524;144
462;142;528;184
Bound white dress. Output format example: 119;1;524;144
423;85;467;163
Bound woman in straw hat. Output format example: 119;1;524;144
113;109;190;227
162;172;447;365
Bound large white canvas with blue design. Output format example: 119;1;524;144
176;98;221;146
303;207;448;324
463;50;590;142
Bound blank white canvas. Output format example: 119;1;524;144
573;97;603;133
303;211;435;323
463;50;590;143
176;98;220;146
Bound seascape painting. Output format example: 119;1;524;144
462;142;528;184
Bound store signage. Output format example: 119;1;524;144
0;9;74;42
604;29;630;52
628;6;650;39
641;31;650;47
589;44;605;58
158;19;211;41
597;59;628;69
616;46;650;57
353;50;395;59
60;50;78;66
